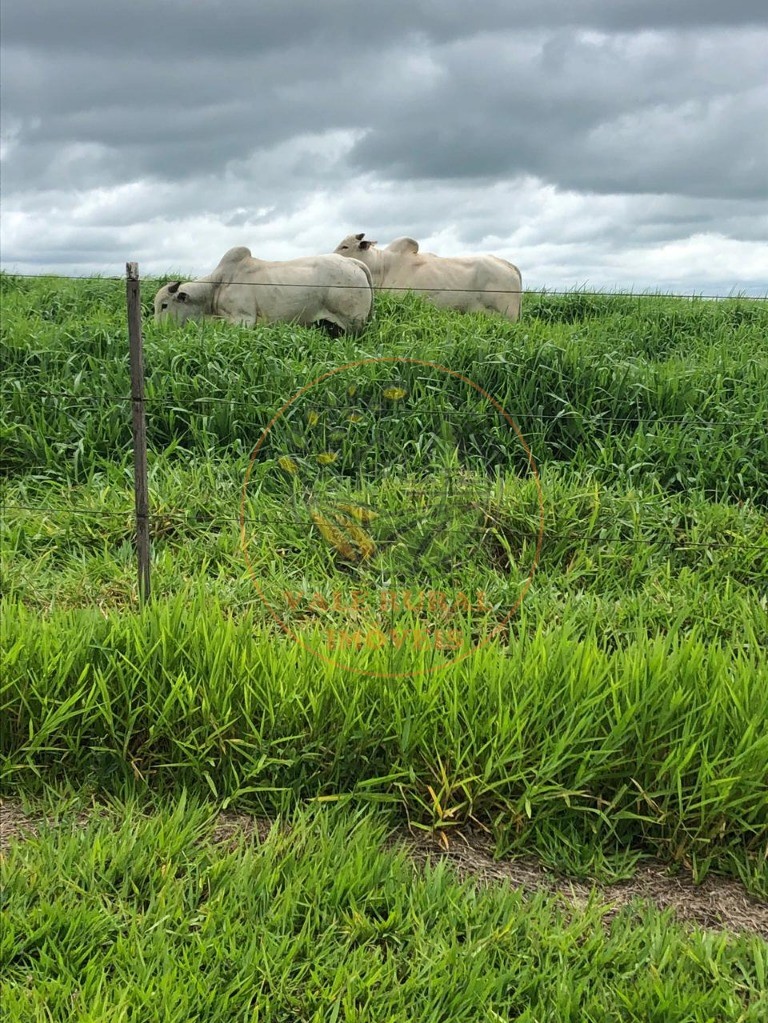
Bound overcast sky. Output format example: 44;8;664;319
2;0;767;294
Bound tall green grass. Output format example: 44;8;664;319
3;592;766;890
2;272;766;896
3;458;766;648
3;802;766;1022
3;275;767;505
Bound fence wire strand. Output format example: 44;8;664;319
3;503;766;554
3;386;766;429
3;268;767;604
2;268;766;301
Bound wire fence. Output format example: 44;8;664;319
6;386;765;429
3;264;767;606
3;501;765;554
3;268;767;301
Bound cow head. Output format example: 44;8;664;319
334;232;378;255
153;280;212;324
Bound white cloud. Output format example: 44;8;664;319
1;2;767;292
3;171;766;296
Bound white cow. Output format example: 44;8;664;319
154;246;374;335
333;233;522;320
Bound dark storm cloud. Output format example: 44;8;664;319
4;2;766;200
4;0;767;58
1;0;766;287
348;29;768;200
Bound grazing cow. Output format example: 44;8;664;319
154;246;374;335
333;233;522;320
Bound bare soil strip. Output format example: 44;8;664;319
399;827;768;939
3;800;766;939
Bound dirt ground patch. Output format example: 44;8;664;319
398;826;768;939
3;799;766;939
1;801;38;850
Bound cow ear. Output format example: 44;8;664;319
360;240;376;250
354;232;365;240
167;281;181;294
177;291;188;302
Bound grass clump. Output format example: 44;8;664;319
3;593;766;892
2;272;767;1007
2;800;767;1022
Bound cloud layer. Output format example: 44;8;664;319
2;1;767;292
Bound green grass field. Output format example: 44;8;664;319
2;272;767;1019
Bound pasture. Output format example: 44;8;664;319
1;271;767;1020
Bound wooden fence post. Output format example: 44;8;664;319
126;262;151;604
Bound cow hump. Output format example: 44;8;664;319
216;246;252;269
386;237;420;255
